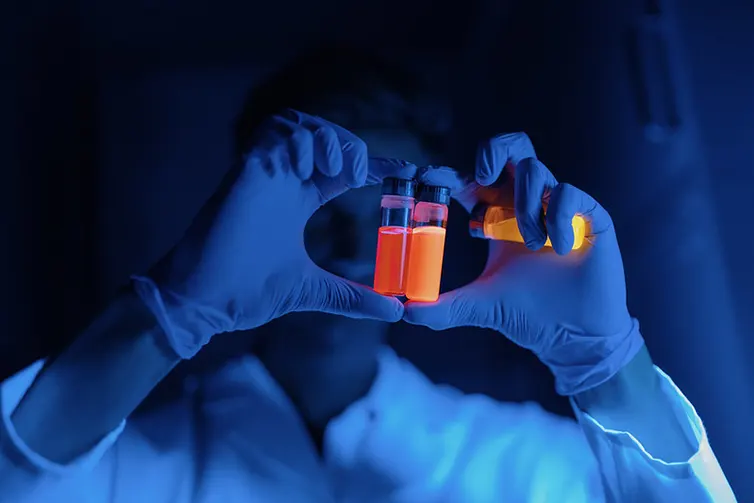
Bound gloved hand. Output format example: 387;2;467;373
132;110;410;359
404;132;645;395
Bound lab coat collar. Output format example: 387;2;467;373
205;346;422;426
201;346;442;472
194;346;453;500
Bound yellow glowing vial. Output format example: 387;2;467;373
469;204;587;250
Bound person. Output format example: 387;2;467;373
0;48;735;502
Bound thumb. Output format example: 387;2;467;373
403;287;493;331
294;267;404;322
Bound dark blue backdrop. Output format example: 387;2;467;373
1;0;752;498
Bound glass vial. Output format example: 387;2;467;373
373;178;417;296
468;203;587;250
405;184;451;302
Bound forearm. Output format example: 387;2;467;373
10;287;180;464
574;344;695;462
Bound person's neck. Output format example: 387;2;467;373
259;348;381;432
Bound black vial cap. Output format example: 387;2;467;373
418;184;451;205
381;177;417;197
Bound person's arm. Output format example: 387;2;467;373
574;345;694;461
441;370;735;502
9;286;180;464
569;345;737;502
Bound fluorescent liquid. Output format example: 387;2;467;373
405;226;447;302
483;207;587;250
373;226;412;296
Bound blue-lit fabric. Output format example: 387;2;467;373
0;349;734;502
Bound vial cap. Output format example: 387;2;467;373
418;184;451;205
468;203;489;239
381;177;417;197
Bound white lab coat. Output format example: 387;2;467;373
0;348;736;502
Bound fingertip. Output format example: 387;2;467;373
518;216;548;251
514;157;551;247
401;296;457;331
344;140;368;187
475;141;496;186
316;127;343;176
352;286;404;322
554;219;576;255
546;183;582;254
305;270;406;322
524;235;547;251
552;235;573;255
401;299;421;317
368;157;418;184
478;132;539;186
384;296;406;322
418;165;467;192
401;301;435;328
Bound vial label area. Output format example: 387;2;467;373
373;226;412;296
405;226;447;302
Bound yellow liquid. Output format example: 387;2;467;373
483;207;587;250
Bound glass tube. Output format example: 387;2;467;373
373;179;416;296
469;203;587;250
405;185;450;302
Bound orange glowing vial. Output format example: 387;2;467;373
373;178;417;296
468;203;587;250
405;185;451;302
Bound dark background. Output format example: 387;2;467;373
1;0;752;499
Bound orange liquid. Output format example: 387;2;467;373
374;226;412;296
405;226;447;302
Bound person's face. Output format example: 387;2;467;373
259;128;431;357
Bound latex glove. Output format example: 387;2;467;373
132;110;410;359
404;132;644;395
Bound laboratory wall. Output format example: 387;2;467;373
1;0;752;499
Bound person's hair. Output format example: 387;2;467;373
233;45;451;161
